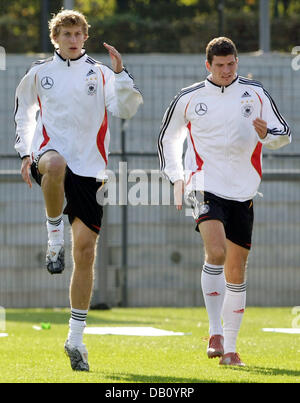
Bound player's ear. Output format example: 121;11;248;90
205;60;211;72
52;33;59;47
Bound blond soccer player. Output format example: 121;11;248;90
15;9;143;371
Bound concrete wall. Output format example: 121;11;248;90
0;171;299;308
1;52;299;158
0;53;299;308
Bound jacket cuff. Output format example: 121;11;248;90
258;131;272;144
169;173;185;185
114;68;126;76
19;154;30;160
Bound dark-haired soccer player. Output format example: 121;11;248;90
158;37;291;366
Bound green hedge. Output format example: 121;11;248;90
85;12;300;54
1;11;299;53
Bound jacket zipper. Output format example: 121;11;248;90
222;88;230;181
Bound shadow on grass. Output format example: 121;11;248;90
98;372;217;383
104;366;300;383
220;365;300;379
5;310;156;326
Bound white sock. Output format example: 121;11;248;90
222;282;246;354
201;262;225;336
46;214;64;246
68;308;88;347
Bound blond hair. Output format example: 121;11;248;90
49;9;90;46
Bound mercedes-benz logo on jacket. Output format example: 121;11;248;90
195;102;208;116
41;76;54;89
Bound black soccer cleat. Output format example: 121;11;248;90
46;243;65;274
64;340;90;372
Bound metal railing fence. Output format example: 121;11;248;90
0;54;299;307
0;154;299;308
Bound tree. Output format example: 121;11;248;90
0;0;299;53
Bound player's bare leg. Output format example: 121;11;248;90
69;217;98;310
224;239;248;284
38;151;66;217
65;218;98;371
199;220;226;358
38;151;66;274
199;220;226;266
220;240;248;366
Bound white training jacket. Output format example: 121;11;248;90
14;50;143;178
158;75;291;201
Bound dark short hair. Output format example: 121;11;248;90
206;37;237;65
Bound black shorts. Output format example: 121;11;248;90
31;157;103;235
188;191;254;250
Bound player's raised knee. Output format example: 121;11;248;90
45;153;66;178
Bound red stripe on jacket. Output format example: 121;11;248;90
186;121;204;185
39;125;50;150
37;96;50;150
251;142;263;178
187;122;204;171
96;69;108;165
96;108;108;165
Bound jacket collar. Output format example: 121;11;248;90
54;49;87;65
205;74;239;93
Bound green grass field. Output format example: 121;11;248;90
0;307;299;383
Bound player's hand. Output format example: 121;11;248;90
253;117;268;139
174;180;184;211
21;156;32;188
103;42;123;74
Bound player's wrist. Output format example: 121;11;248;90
259;130;268;139
114;66;124;74
20;154;30;160
259;131;271;143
